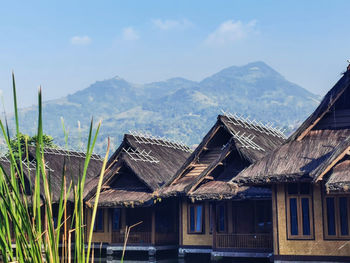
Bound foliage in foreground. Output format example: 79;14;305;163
8;132;56;159
0;74;109;263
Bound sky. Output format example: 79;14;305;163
0;0;350;111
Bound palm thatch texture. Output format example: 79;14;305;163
0;73;109;263
159;114;285;201
233;69;350;193
85;132;191;207
0;146;103;203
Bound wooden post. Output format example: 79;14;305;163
212;202;217;249
179;199;183;246
272;184;279;255
151;208;156;245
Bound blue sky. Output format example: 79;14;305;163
1;0;349;110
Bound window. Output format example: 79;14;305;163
324;196;350;239
112;208;121;231
209;203;213;234
255;200;272;233
188;203;204;233
209;203;227;233
94;209;104;232
217;203;226;233
286;183;313;239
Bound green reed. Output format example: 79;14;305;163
0;73;109;263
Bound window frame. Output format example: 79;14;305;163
216;203;227;233
208;202;227;234
188;203;205;234
323;195;350;240
209;203;213;234
254;200;272;234
111;208;121;231
93;208;104;233
285;183;314;240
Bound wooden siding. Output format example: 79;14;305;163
274;183;350;256
181;200;212;246
314;109;350;130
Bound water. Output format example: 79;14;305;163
94;254;270;263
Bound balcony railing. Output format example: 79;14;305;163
112;231;178;245
155;232;178;245
112;232;151;245
216;233;272;250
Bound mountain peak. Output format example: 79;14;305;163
243;61;282;76
201;61;285;84
113;75;124;81
245;61;270;68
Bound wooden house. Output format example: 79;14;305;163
84;133;191;257
160;114;285;259
234;68;350;262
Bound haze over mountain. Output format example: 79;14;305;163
13;61;320;153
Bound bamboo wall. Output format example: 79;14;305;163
273;184;350;256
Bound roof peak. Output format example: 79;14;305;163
288;70;350;141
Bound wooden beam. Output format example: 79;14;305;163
172;164;195;185
87;165;122;203
188;150;232;194
204;176;214;180
316;146;350;182
170;124;222;186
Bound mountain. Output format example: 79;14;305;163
13;61;320;154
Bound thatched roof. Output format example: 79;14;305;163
160;114;284;200
308;136;350;193
325;159;350;193
234;129;350;184
0;156;13;176
311;136;350;181
85;133;191;207
0;148;103;203
188;181;271;201
90;189;153;207
28;146;103;203
234;69;350;190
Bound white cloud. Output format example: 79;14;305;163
205;20;257;46
152;18;193;30
122;27;139;41
70;35;91;45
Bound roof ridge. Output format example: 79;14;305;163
37;145;103;161
220;110;287;139
121;147;159;164
127;130;192;153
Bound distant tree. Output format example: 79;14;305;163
8;132;55;159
